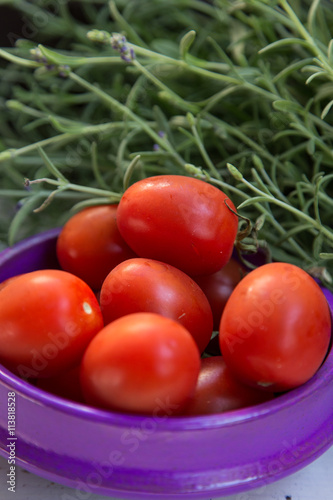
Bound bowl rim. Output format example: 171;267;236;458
1;228;333;431
1;350;332;431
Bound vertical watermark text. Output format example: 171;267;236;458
7;391;16;493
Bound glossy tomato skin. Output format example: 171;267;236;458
116;175;238;276
219;263;332;392
100;257;214;353
182;356;273;416
0;274;24;292
80;312;201;414
194;258;245;331
56;205;136;290
0;270;104;379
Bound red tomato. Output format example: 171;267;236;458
99;257;213;353
219;263;332;392
80;312;201;414
35;365;85;403
116;175;238;276
0;270;104;379
194;258;245;330
0;274;23;292
56;205;136;290
182;356;274;416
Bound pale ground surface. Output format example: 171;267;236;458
0;445;332;500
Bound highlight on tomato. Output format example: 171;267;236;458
0;269;104;379
80;312;201;414
99;257;214;353
181;356;274;416
116;175;239;276
219;262;332;392
56;204;136;290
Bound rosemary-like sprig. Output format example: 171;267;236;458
0;0;332;287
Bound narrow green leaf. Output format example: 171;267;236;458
207;36;240;75
302;64;323;73
48;115;87;134
0;48;39;68
313;232;324;259
128;151;172;161
123;155;141;191
180;30;196;60
273;58;313;83
328;39;333;64
305;71;325;85
258;37;309;54
313;175;323;224
252;154;264;171
38;148;68;183
178;127;195;142
108;0;147;47
321;99;333;120
273;129;302;141
23;118;50;132
8;195;44;246
237;196;269;209
33;186;66;213
272;100;303;113
38;44;89;67
153;106;172;140
91;142;109;190
157;90;199;113
276;223;315;244
70;197;118;214
251;168;271;195
320;253;333;259
307;0;321;37
306;138;316;155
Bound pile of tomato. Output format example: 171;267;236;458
0;175;331;416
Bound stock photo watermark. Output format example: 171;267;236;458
6;391;17;493
60;396;180;500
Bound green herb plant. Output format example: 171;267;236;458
0;0;332;288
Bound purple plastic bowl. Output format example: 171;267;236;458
0;228;333;499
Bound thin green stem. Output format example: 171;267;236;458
0;49;39;68
239;174;333;242
279;0;333;77
128;44;242;85
0;134;75;163
0;189;91;199
0;121;142;164
28;177;121;200
187;116;222;179
68;71;185;167
132;59;199;113
202;171;313;262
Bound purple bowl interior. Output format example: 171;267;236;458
0;228;61;281
0;228;333;499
